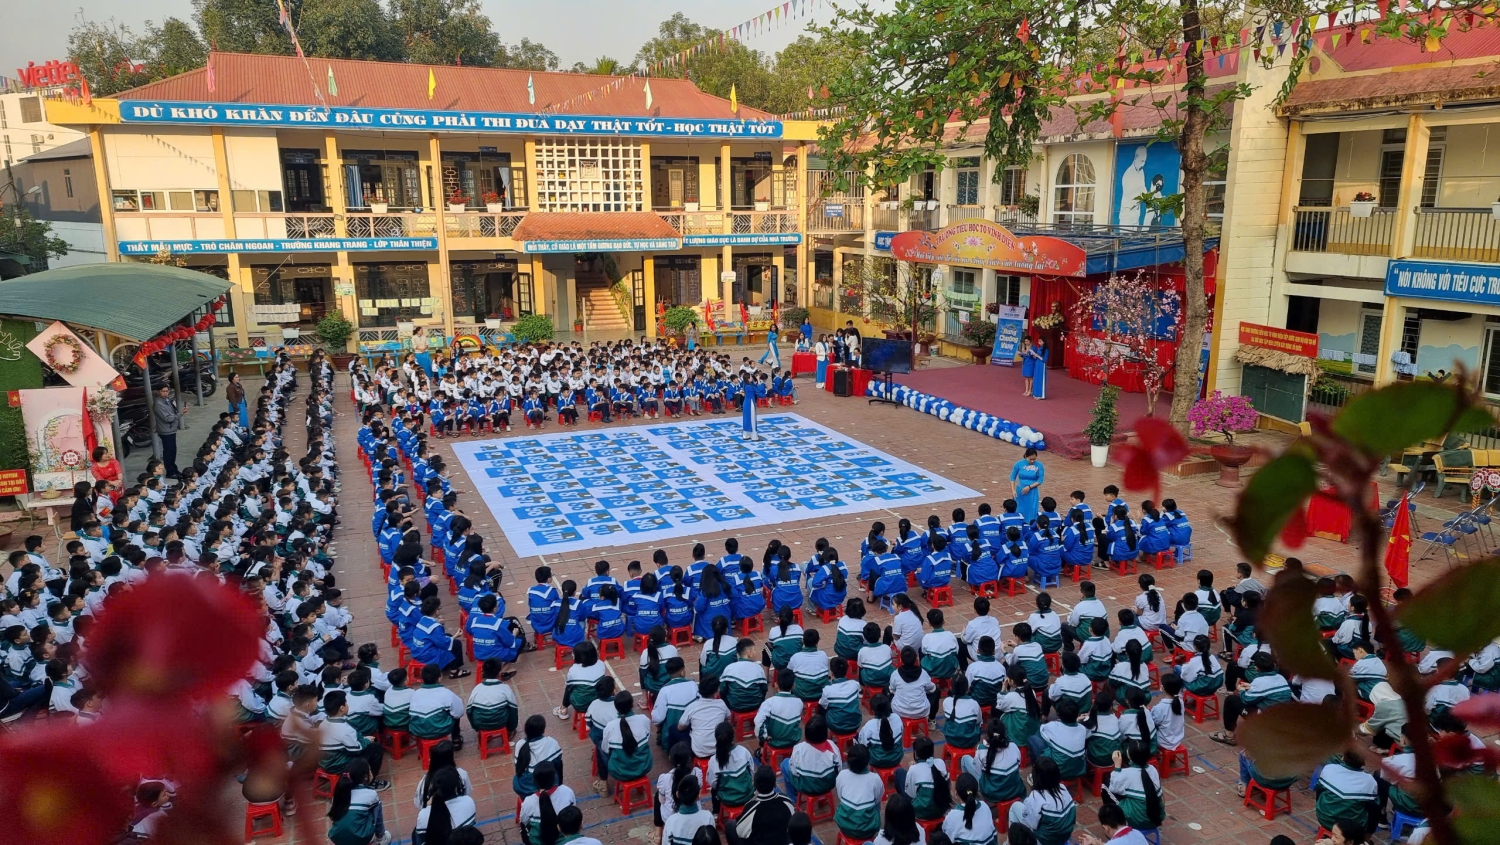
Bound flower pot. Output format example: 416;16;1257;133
684;202;700;212
1210;443;1255;488
1349;200;1375;218
447;203;467;213
754;201;771;212
331;352;357;369
1491;202;1500;221
1090;444;1110;468
486;202;504;213
369;202;389;214
967;344;993;364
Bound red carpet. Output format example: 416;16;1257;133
895;363;1170;451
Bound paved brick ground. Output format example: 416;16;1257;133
283;363;1484;845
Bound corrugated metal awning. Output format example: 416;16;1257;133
0;263;232;340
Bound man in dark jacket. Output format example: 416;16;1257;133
728;765;795;845
152;385;182;477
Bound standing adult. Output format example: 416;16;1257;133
411;327;434;378
225;372;248;429
844;321;862;365
686;321;699;351
1009;448;1045;522
740;372;766;442
153;385;182;478
759;324;782;370
814;335;830;389
1019;336;1036;397
89;446;122;502
1027;337;1049;400
801;315;815;347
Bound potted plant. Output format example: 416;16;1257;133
313;312;357;365
447;189;469;213
366;192;388;214
1084;384;1120;468
1189;390;1260;487
684;201;700;212
780;306;810;332
754;200;771;212
960;314;997;363
511;313;555;344
483;191;504;213
663;305;702;340
572;316;584;332
1018;194;1040;219
1349;191;1376;218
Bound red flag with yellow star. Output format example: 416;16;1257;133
1384;491;1412;588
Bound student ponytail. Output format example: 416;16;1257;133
714;720;734;768
874;695;897;750
536;762;560;845
899;518;913;542
776;607;795;639
1126;638;1145;679
1008;663;1040;720
516;715;545;772
710;615;729;659
957;772;981;828
327;759;369;823
1130;740;1165;827
1037;514;1055;543
1073;510;1092;545
556;580;577;631
776;551;792;584
671;566;687;601
1351;594;1371;645
1128;690;1152;744
1140;575;1161;613
869;521;886;548
616;692;639;755
914;737;951;813
1116;506;1138;551
1195;634;1213;678
983;717;1011;774
1163;674;1184;716
647;626;666;675
825;549;846;591
669;741;694;796
1085;683;1115;731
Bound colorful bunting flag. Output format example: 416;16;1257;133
206;52;216;94
527;73;535;105
428;67;436;100
644;79;653;110
327;64;337;98
730;84;739;113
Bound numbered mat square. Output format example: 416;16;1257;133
450;413;980;557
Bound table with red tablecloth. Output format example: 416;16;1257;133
791;351;818;377
1305;481;1382;543
826;366;873;397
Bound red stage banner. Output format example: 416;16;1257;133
1238;322;1318;358
890;218;1087;278
0;469;28;496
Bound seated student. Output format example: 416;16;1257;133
1211;651;1292;745
1132;575;1167;637
410;664;466;747
773;369;796;402
1010;756;1079;845
610;381;635;419
705;721;757;814
961;718;1025;803
783;715;842;803
808;549;849;614
995;661;1045;760
1137;503;1172;558
1160;592;1211;654
661;570;695;635
1005;623;1050;689
1047;652;1095;716
1313;577;1347;633
831;600;869;662
1313;750;1379;835
955;525;997;587
522;390;546;429
1038;697;1089;780
693;568;733;641
918;535;956;591
905;736;952;823
995;527;1031;583
344;669;384;737
1178;634;1225;697
890;646;938;722
326;759;388;845
892;519;928;578
636;382;659;419
857;622;895;689
602;691;655;786
973;503;1002;547
966;636;1007;709
1104;507;1141;568
755;667;806;754
722;558;764;624
868;539;908;602
788;629;832;703
944;773;998;845
857;694;907;774
1426;656;1470;717
768;608;806;671
939;674;984;754
467;657;520;736
526;567;561;644
518;763;576;845
651;656;700;749
586;382;612;423
1028;593;1064;655
1060;511;1096;578
1108;641;1153;705
1063;581;1108;652
555;387;579;426
319;690;391;791
921;609;960;682
412;597;470;680
512;715;564;799
1102;739;1166;833
819;656;865;736
1332;595;1373;661
836;743;888;842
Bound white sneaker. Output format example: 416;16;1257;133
553;706;571;720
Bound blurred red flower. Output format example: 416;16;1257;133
0;722;133;845
1113;417;1189;498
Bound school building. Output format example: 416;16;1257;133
42;52;821;350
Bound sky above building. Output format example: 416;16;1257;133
3;0;877;80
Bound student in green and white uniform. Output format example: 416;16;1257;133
755;668;805;752
905;736;953;821
1108;640;1152;705
836;744;888;841
962;719;1025;802
1084;682;1124;769
650;656;700;749
319;691;390;790
944;773;999;845
940;675;984;751
920;609;960;682
1111;610;1154;663
1314;751;1379;834
412;766;477;845
785;716;842;802
513;714;564;797
699;617;738;680
517;762;576;845
381;668;413;734
560;643;607;719
1038;698;1088;779
345;670;383;737
602;691;654;782
720;638;769;714
1467;638;1500;692
706;721;756;811
660;776;716;845
1426;657;1470;718
1006;623;1050;688
1314;578;1347;632
858;694;908;771
836;600;869;661
858;622;895;688
768;608;805;671
1008;757;1076;845
1178;635;1224;696
1046;652;1094;716
1191;570;1224;626
326;759;387;845
1101;740;1165;833
1064;581;1109;650
965;637;1007;708
1077;619;1116;682
466;657;519;734
1119;690;1158;757
585;677;618;788
639;627;680;696
1028;594;1064;655
409;664;465;744
788;630;832;702
1239;750;1297;793
1380;736;1424;819
995;662;1043;753
890;646;938;721
1350;644;1387;700
820;656;865;735
553;806;604;845
1212;652;1291;745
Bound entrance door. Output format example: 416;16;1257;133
515;272;534;316
631;269;646;332
282;154;325;213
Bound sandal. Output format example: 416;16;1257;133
446;668;472;679
1234;782;1244;797
1209;730;1236;746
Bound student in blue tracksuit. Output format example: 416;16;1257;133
961;525;1000;588
998;499;1027;536
556;388;579;426
1028;516;1064;583
551;581;587;648
1105;507;1141;567
663;382;683;417
975;503;1004;547
662;568;695;632
693;567;734;640
894;518;928;576
1161;498;1193;562
996;526;1031;582
487;394;512;432
588;584;628;642
1061;511;1096;572
918;535;956;590
637;383;659;419
768;548;804;613
727;557;767;622
1137;504;1172;558
527;566;561;640
951;524;992;585
523;391;546;429
629;573;664;636
587;384;611;423
867;539;906;602
808;549;848;612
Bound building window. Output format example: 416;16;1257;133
0;102;7;129
1052;154;1096;227
19;97;41;124
341;150;423;209
996;274;1022;307
997;166;1025;207
534;138;643;213
231;190;284;212
354;263;431;327
1378;127;1445;209
955;157;980;206
30;134;42;155
1205;147;1228;220
1419;145;1444;208
450;260;519;320
1483;325;1500;398
63;168;73;198
251;265;332;327
441;151;521;210
650;157;700;209
1355;309;1383;375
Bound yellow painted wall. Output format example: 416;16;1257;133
223;130;285;192
103;127;219;190
1434;124;1500;208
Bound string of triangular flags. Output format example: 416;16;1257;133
273;0;330;112
538;0;834;116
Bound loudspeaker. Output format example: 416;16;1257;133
833;368;852;397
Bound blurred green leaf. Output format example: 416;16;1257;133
1397;558;1500;654
1261;575;1341;681
1448;774;1500;845
1331;381;1495;456
1232;448;1318;565
1238;701;1353;779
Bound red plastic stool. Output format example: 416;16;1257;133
534;631;551;649
1062;777;1086;802
477;728;511;759
669;626;694;646
797;791;836;823
718;803;747;831
817;605;843;623
739;615;765;636
1109;558;1139;576
406;660;427;679
1243;779;1292;820
902;716;930;743
617;776;652;815
555;645;575;670
312;768;339;801
803;700;821;723
837;832;872;845
389;625;400;647
632;634;652;652
379;727;414;760
993;799;1019;825
415;736;445;768
1089;763;1113;796
573;709;589;740
1357;699;1375;721
833;730;859;756
599;637;626;661
1065;563;1088;584
972;581;1000;598
1149;550;1176;570
861;685;883;711
998;577;1025;597
1044;652;1062;676
918;817;944;838
1147;662;1161;689
1159;744;1190;779
764;745;794;770
245;801;284;840
944;744;977;770
790;608;805;626
873;765;899;797
731;710;758;741
925;584;954;608
1183;690;1220;724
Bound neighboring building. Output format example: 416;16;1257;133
43;52;819;349
11;138;107;268
1;88;87;168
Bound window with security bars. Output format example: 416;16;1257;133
1378;127;1445;208
998;166;1025;207
955;157;980;206
534;138;643;212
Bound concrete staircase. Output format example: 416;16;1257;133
577;269;630;332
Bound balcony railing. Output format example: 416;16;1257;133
807;201;864;233
948;204;988;222
871;206;902;231
346;212;438;238
1291;206;1395;256
443;211;528;239
657;211;728;236
908;206;940;231
731;210;797;234
994;206;1039;227
1414;207;1500;263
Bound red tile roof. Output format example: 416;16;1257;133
116;53;773;121
1284;26;1500;112
512;212;681;242
1321;22;1500;72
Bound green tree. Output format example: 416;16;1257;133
764;33;859;115
498;38;560;71
68;18;158;96
572;56;625;75
148;18;209;79
390;0;501;66
0;206;69;270
192;0;292;56
634;13;773;107
298;0;403;60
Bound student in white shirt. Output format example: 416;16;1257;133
677;675;731;759
661;776;717;845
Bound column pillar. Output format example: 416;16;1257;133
644;257;658;339
429;134;454;336
324;132;357;348
1392;113;1430;260
209;130;249;346
796;141;809;307
88;128;118;263
1374;297;1407;386
721;142;734;313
